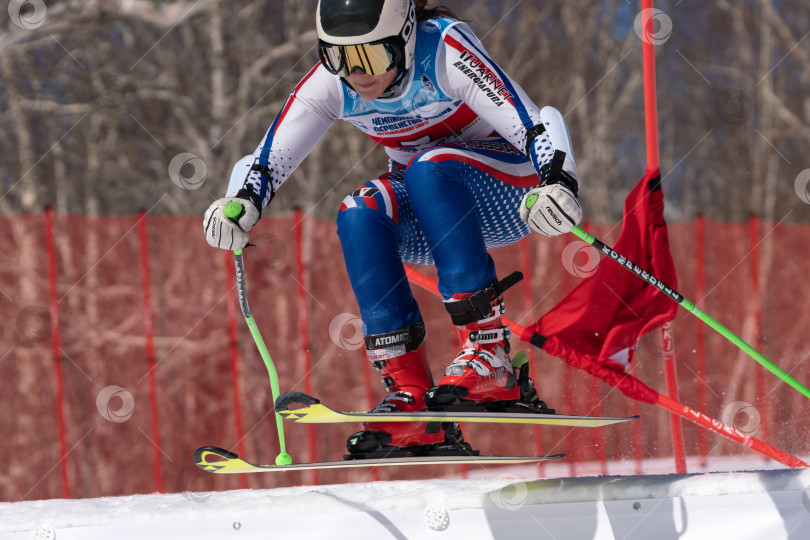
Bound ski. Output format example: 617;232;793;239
194;446;564;474
275;392;639;427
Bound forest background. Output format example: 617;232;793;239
2;0;809;224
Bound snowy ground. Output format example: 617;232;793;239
3;464;810;539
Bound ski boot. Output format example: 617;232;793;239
424;272;551;413
346;323;472;457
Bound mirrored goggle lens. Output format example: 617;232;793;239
320;43;395;77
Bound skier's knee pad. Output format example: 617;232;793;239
337;180;399;228
338;178;398;219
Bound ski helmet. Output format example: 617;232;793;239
317;0;417;78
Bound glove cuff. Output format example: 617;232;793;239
235;187;264;219
538;150;579;197
555;170;579;197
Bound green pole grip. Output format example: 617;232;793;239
224;201;244;220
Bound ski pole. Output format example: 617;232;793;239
224;201;292;465
569;225;810;401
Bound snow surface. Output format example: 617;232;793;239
3;468;810;539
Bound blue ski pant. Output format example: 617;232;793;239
336;139;538;335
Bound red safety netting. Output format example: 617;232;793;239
1;210;809;501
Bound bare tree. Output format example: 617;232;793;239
1;0;808;223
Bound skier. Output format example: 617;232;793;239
204;0;582;455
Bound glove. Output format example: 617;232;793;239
203;192;261;250
519;178;582;237
522;127;582;235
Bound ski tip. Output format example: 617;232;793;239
194;445;238;462
194;446;242;473
275;391;321;412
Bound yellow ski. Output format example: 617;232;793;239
194;446;564;474
276;392;638;428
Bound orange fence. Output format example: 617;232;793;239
2;209;809;501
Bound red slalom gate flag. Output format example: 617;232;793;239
521;169;677;403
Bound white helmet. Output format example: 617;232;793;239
317;0;417;78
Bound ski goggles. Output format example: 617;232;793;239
318;40;401;78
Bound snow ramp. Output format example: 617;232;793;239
2;468;810;539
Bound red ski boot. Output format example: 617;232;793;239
425;272;545;409
346;323;466;455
